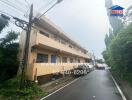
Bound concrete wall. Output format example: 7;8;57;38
19;23;90;81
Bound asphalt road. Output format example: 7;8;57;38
43;70;123;100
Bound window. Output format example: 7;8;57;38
51;55;56;63
78;59;80;63
53;35;61;42
53;35;57;41
62;57;67;63
57;56;61;63
70;58;73;63
84;51;87;54
39;31;49;37
61;40;66;45
36;53;48;63
69;45;72;48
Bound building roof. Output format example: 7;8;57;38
34;14;88;52
110;5;124;10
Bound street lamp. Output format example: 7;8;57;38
37;0;63;19
57;0;63;3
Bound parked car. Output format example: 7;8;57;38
73;64;88;77
83;63;90;73
88;63;94;71
96;63;105;70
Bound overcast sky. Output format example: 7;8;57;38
0;0;132;59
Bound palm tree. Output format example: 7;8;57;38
0;30;19;47
0;14;19;82
0;14;9;33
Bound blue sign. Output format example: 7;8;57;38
110;5;124;17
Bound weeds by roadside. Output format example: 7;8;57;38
0;76;45;100
124;73;132;86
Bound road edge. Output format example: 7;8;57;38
110;70;127;100
40;77;80;100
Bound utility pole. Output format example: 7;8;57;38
0;0;63;90
19;0;63;89
20;4;33;89
92;51;96;66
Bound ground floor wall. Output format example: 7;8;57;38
29;47;86;65
26;47;88;81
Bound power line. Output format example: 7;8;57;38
0;12;17;27
7;0;27;12
15;0;29;10
0;0;26;14
0;10;27;21
13;0;31;18
37;2;57;19
17;0;27;5
0;10;17;18
37;0;55;11
25;0;30;7
37;0;63;19
0;10;28;29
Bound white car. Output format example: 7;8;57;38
96;63;105;70
88;63;94;71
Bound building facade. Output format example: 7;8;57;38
19;16;91;81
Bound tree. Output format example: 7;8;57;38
0;14;9;33
103;23;132;78
102;50;110;66
123;5;132;24
0;14;19;82
103;5;132;84
0;31;19;82
0;30;19;47
95;59;104;64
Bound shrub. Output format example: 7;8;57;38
0;76;45;100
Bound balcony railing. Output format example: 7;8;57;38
33;32;88;58
26;63;88;80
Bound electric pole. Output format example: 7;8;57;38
19;0;63;89
20;4;33;89
0;0;63;90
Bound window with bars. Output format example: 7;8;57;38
36;53;48;63
39;31;49;37
62;57;67;63
70;58;73;63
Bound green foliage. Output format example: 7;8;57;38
95;59;104;64
0;43;19;81
0;25;19;81
124;73;132;86
102;50;110;66
0;76;45;100
0;15;45;100
0;15;19;81
104;34;109;48
0;30;19;47
103;23;132;82
0;14;9;33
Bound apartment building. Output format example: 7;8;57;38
19;16;91;82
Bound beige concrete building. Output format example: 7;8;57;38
19;16;91;82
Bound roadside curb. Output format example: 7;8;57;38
40;77;80;100
109;70;127;100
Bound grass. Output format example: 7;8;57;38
0;76;45;100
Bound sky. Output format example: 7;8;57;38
46;0;109;59
0;0;132;59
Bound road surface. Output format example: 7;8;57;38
43;70;123;100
